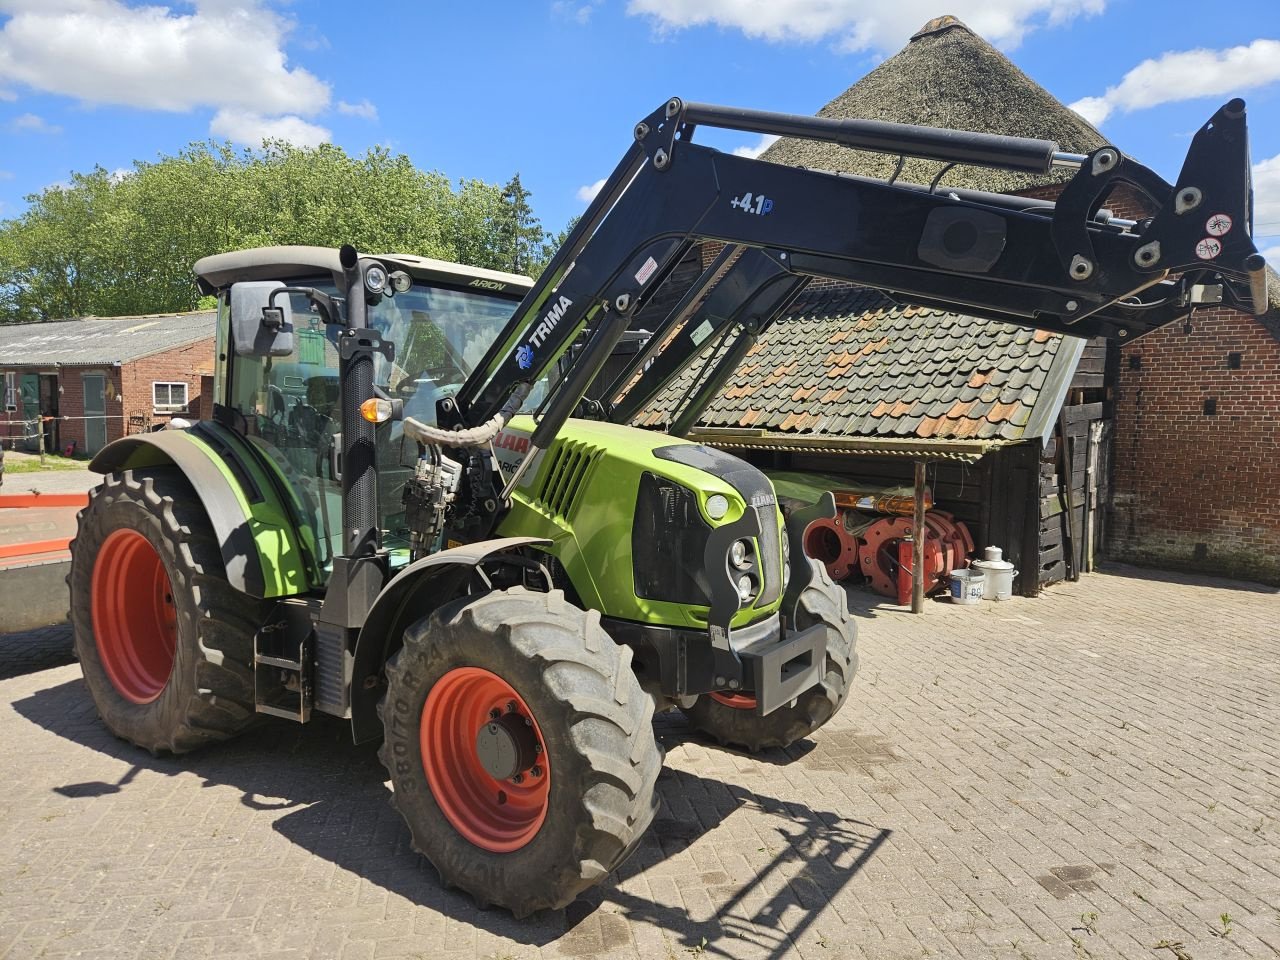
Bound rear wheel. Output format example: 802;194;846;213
379;588;662;917
69;468;266;754
681;562;858;751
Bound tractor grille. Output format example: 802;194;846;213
651;443;784;610
754;498;782;607
536;440;602;518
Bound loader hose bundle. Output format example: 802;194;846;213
402;384;531;449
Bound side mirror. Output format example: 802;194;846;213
230;281;295;357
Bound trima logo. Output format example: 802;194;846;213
529;295;573;348
516;345;534;370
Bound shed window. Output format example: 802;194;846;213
3;372;15;411
153;382;188;412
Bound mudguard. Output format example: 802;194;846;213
349;536;551;743
88;424;313;599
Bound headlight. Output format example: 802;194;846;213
737;574;756;603
730;538;752;569
782;533;791;585
364;264;388;294
705;493;729;520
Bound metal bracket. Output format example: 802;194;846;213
339;327;395;363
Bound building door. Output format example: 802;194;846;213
38;375;59;453
19;374;39;452
83;374;107;455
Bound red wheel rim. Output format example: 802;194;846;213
710;691;757;710
90;529;177;704
420;667;550;853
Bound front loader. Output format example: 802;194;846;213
69;95;1264;915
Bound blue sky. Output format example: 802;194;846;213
1;1;1277;262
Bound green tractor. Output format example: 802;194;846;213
69;96;1263;915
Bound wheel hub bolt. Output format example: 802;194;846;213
475;711;540;781
489;708;501;720
512;773;524;784
531;765;543;778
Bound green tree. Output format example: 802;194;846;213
0;142;558;323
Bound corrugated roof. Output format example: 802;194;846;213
759;15;1107;194
0;312;215;367
634;285;1080;445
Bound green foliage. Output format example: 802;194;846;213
0;141;563;323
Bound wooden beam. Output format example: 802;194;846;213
912;460;926;614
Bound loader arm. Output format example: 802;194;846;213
442;94;1263;528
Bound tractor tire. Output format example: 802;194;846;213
68;468;266;754
379;588;662;917
681;563;858;751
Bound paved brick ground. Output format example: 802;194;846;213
1;565;1277;960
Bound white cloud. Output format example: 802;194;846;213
8;112;61;134
0;88;14;101
576;178;606;202
626;0;1105;52
1253;153;1280;235
732;134;780;159
1067;39;1280;126
210;109;330;148
0;1;330;121
337;98;378;121
552;1;597;24
1260;244;1280;266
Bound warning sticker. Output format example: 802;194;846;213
689;318;715;346
1195;237;1222;260
1205;213;1233;237
634;256;658;285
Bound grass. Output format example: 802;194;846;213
1;451;89;473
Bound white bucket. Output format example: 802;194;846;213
949;569;985;604
972;546;1018;601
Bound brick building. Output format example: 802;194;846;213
0;311;215;457
1110;300;1280;584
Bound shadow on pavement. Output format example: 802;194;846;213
15;676;888;957
0;625;76;680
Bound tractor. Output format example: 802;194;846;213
69;96;1265;915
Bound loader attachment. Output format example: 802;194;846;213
452;98;1263;441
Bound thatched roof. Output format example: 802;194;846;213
760;15;1107;194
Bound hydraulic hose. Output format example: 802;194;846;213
402;384;530;449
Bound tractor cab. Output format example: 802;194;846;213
196;246;533;578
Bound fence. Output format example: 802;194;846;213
0;413;158;461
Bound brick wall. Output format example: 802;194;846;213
1021;181;1280;584
55;367;123;455
1110;309;1280;584
118;338;215;436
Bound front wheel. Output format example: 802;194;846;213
681;562;859;751
379;588;662;917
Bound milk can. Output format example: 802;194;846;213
971;546;1018;600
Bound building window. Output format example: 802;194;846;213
153;381;189;413
3;372;16;411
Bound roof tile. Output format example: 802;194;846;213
635;282;1079;445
